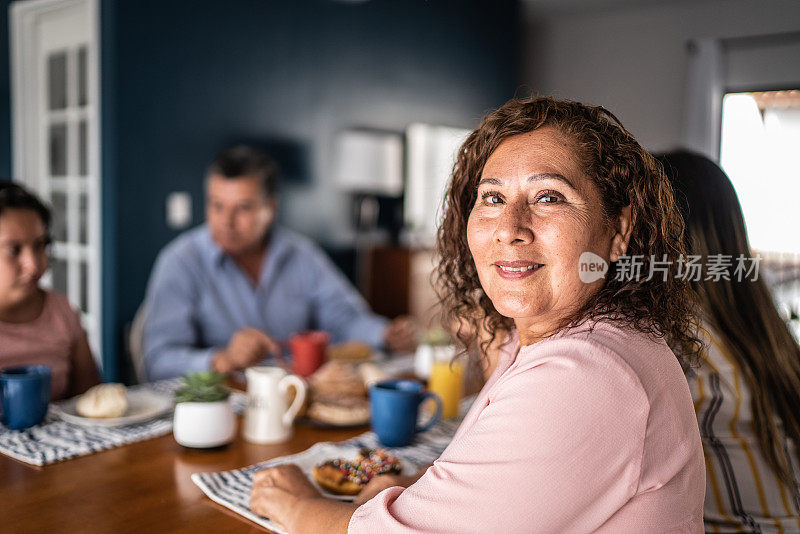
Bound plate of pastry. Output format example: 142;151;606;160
297;359;389;428
270;443;418;500
54;383;174;427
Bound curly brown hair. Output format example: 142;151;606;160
436;96;702;367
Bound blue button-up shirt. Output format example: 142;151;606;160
142;225;388;380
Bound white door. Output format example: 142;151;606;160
11;0;102;366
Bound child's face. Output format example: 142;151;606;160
0;209;49;310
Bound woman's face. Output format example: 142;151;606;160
467;127;630;340
0;209;49;309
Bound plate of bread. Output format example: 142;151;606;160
298;342;390;428
54;383;174;427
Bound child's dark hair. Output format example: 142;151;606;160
0;181;52;231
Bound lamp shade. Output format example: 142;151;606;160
335;129;403;196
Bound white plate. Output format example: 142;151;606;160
270;442;420;501
54;389;174;427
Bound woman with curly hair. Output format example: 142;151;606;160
249;97;706;533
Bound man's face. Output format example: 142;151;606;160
206;174;275;256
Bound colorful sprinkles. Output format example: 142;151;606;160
323;447;402;486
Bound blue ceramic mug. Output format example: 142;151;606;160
369;379;443;447
0;365;52;430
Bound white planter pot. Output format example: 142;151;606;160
173;399;235;448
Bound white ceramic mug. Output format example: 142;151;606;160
243;366;307;444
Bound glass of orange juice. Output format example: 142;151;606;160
427;352;463;419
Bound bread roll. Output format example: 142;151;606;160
327;341;371;362
76;383;128;418
309;361;366;397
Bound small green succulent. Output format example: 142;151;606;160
174;371;231;403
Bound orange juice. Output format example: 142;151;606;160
428;359;463;419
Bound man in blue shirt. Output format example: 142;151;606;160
142;146;417;380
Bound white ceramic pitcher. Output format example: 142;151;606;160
243;366;307;444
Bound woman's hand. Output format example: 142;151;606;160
250;464;322;530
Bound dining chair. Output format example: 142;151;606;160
128;303;148;383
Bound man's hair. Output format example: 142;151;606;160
0;181;51;232
207;145;278;197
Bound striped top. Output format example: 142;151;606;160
687;324;800;533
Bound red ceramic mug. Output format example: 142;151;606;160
288;331;329;377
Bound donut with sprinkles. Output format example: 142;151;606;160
312;448;403;495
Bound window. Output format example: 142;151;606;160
720;90;800;255
720;89;800;332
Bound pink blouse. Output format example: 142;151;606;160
0;291;85;400
350;319;705;533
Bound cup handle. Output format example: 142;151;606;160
415;392;443;434
279;375;307;427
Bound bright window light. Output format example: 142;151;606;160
720;91;800;255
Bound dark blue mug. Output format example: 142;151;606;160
0;365;52;430
369;379;443;447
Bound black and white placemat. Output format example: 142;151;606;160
0;379;247;466
191;395;476;534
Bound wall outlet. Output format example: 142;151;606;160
166;192;192;229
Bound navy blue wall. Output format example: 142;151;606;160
0;0;12;179
101;0;520;378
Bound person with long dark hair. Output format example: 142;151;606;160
660;150;800;532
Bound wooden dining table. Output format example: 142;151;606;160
1;409;368;533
